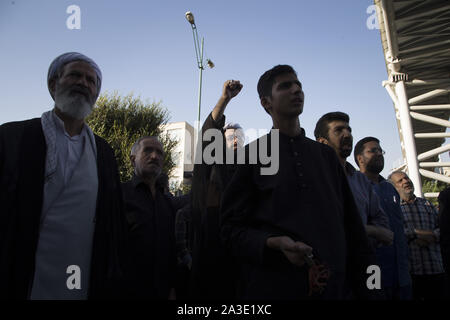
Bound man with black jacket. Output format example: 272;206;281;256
0;52;127;299
220;65;377;299
122;136;177;299
190;80;243;299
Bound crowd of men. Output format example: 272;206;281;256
1;52;449;300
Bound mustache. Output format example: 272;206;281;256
340;138;352;147
147;160;161;166
68;85;90;98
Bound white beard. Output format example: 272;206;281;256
54;90;94;120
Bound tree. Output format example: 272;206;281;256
422;177;448;206
86;92;178;182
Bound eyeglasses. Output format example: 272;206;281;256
225;135;245;142
366;147;385;155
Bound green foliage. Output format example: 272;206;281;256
169;180;192;196
422;177;448;206
86;92;178;182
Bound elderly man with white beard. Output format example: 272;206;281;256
0;52;128;299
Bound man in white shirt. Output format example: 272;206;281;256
0;52;127;299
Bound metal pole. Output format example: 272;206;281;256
197;38;204;134
395;80;423;197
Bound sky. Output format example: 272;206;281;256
0;0;402;176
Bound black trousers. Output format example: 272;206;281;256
411;273;447;300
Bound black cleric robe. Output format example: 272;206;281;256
0;118;128;299
220;130;378;299
189;113;238;299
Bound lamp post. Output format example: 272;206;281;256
185;11;214;135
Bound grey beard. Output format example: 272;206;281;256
55;92;93;120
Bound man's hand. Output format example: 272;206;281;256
266;236;312;267
366;225;394;246
222;80;243;100
211;80;243;121
375;226;394;246
415;238;429;248
415;229;436;245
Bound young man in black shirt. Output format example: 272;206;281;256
220;65;377;299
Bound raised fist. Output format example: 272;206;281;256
222;80;243;100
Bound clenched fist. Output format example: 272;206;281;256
222;80;243;100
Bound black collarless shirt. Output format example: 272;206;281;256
221;130;376;299
122;175;176;299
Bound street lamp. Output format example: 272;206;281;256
185;11;214;134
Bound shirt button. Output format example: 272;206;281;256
301;184;307;188
298;172;303;177
290;138;294;143
293;151;298;156
296;162;301;166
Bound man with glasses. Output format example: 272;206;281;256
354;137;412;300
314;112;392;252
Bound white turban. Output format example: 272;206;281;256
47;52;102;100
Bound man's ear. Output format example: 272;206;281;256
260;96;272;115
317;137;328;145
130;154;136;168
48;79;56;97
356;154;364;167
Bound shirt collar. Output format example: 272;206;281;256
131;174;166;193
52;109;86;140
131;174;146;189
345;162;357;176
368;175;385;185
400;195;417;205
277;127;306;141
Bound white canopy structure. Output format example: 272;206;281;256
375;0;450;197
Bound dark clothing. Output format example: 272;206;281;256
372;176;411;299
169;192;190;212
411;274;447;300
190;113;237;299
0;118;127;299
174;200;192;300
121;175;177;299
439;187;450;278
175;202;192;268
345;163;389;229
220;130;377;299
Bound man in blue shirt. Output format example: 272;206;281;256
314;112;392;249
354;137;412;300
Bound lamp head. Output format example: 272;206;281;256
206;59;215;68
185;11;195;24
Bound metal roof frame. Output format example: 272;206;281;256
375;0;450;197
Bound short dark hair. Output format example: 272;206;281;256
257;65;297;99
130;136;161;156
314;111;350;140
354;137;380;167
223;122;243;131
